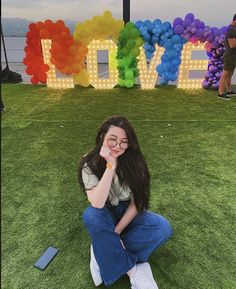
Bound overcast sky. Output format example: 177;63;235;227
2;0;235;27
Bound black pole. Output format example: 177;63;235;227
1;22;9;68
0;22;22;83
123;0;130;24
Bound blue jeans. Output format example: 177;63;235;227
82;201;172;286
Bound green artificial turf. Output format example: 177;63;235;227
1;83;236;289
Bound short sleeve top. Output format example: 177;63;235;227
224;25;236;55
81;164;132;206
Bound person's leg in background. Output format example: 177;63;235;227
218;70;231;99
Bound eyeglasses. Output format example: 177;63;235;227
106;138;129;150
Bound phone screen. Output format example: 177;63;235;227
34;246;59;270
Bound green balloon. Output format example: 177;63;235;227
122;47;129;56
136;36;144;46
126;39;136;49
120;28;129;39
125;70;133;79
125;79;134;88
119;78;125;87
131;47;140;57
130;28;139;39
125;22;134;30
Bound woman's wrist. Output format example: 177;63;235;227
106;162;116;170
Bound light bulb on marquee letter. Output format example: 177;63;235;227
41;40;74;89
178;43;208;89
138;45;164;89
87;40;118;89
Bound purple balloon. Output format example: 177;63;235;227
187;26;192;32
185;13;195;21
173;17;183;26
183;19;191;28
212;40;220;48
202;80;210;89
216;47;224;55
199;21;205;29
206;34;214;42
194;19;201;28
215;73;221;80
221;26;228;33
209;65;218;73
196;28;203;37
174;24;184;34
205;71;211;79
212;83;219;89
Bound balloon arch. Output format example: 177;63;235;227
24;11;227;90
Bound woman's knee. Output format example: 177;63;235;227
82;206;111;228
158;215;173;241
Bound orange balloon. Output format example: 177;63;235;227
56;53;66;62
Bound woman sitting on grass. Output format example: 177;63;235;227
78;115;172;289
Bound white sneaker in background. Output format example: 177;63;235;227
130;262;159;289
90;245;103;286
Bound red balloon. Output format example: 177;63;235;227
32;64;41;75
38;71;47;83
36;22;44;31
25;67;33;75
45;19;53;26
29;23;36;31
42;64;50;71
56;20;65;28
39;29;50;39
31;76;39;85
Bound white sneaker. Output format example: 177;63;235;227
130;262;158;289
90;245;103;286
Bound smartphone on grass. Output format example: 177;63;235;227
34;246;59;270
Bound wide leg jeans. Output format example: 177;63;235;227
82;201;172;286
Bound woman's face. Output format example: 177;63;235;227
103;125;129;158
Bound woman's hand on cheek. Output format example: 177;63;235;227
99;145;117;167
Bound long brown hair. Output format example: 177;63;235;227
78;115;150;213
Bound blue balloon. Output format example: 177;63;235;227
156;64;164;74
167;49;177;59
170;73;178;81
164;63;171;71
135;21;143;28
162;21;171;32
171;58;181;66
161;54;169;63
160;78;168;85
164;40;173;50
172;35;181;44
169;65;178;73
154;19;162;26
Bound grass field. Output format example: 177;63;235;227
1;83;236;289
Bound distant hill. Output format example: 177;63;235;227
2;18;77;37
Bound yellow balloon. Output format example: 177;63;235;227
73;70;90;87
73;11;124;45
